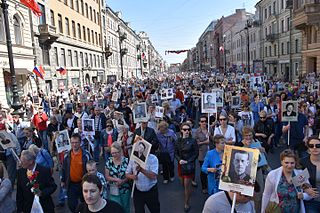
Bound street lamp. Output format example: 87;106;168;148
223;34;227;73
118;25;127;82
244;19;253;74
1;0;23;116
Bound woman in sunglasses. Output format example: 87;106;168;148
101;120;118;159
262;149;311;213
214;112;236;145
300;136;320;213
175;123;199;212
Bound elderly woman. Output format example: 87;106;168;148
105;143;130;213
156;121;177;184
101;119;118;159
300;136;320;213
201;134;225;195
262;149;311;213
0;165;15;213
175;123;199;212
214;112;236;145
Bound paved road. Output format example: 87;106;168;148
51;144;284;213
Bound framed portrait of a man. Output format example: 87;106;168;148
133;102;148;123
151;94;159;103
201;93;216;113
219;145;259;196
130;135;152;169
0;130;16;150
155;106;164;118
231;96;241;109
82;119;95;136
281;101;298;122
212;89;224;107
55;129;71;153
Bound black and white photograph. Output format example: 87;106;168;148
192;90;201;98
231;96;241;109
107;75;117;85
133;102;148;123
201;93;216;113
82;118;95;134
219;145;259;196
55;129;71;153
155;106;164;118
281;101;299;122
160;88;174;100
250;76;262;89
0;130;16;150
130;135;152;169
212;89;224;107
33;95;40;104
151;94;159;103
111;90;118;102
80;93;88;103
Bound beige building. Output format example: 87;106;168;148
292;0;320;77
0;1;36;107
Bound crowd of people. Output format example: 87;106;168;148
0;70;319;212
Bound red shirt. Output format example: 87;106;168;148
176;90;184;103
32;112;48;131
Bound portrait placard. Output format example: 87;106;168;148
292;168;310;189
155;106;164;118
80;93;88;103
82;119;95;136
192;90;201;98
111;90;118;102
55;129;71;153
281;101;298;122
130;135;152;169
201;93;216;113
133;102;148;123
151;94;159;103
219;145;259;196
0;130;16;150
160;88;174;100
33;96;40;105
212;89;224;107
231;96;241;109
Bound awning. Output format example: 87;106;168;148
3;68;32;75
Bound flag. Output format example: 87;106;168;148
39;65;45;78
57;67;67;75
32;66;44;80
20;0;42;16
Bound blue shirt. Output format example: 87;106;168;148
283;113;308;147
250;102;264;124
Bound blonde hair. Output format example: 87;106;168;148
158;121;169;130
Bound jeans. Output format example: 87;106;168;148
304;200;320;213
93;138;101;162
38;130;49;151
162;159;174;181
133;185;160;213
4;154;16;186
67;182;83;213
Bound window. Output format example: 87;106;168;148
85;53;88;66
93;55;96;67
269;46;272;57
77;23;81;39
93;9;96;23
97;56;100;67
295;39;299;53
69;0;74;9
286;17;290;31
13;16;23;45
97;12;100;25
58;14;63;33
90;54;92;66
83;26;86;41
95;32;97;45
89;6;92;20
0;12;5;41
60;48;66;66
85;3;88;18
38;4;46;25
281;42;284;55
80;52;84;67
287;41;290;54
265;27;268;37
268;5;271;16
98;34;101;46
65;18;70;35
80;0;84;15
281;0;284;9
264;8;267;20
274;44;277;56
273;1;276;14
67;49;72;66
75;0;79;12
91;30;94;44
72;21;76;37
54;47;59;65
281;20;284;32
50;10;55;26
64;0;67;5
101;56;104;68
74;51;78;66
265;46;268;57
41;44;50;65
87;28;90;42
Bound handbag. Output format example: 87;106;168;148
31;195;44;213
265;201;281;213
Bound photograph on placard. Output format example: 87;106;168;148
313;81;319;92
82;118;95;134
133;102;148;123
212;89;224;107
107;75;117;85
192;90;201;98
231;96;241;109
261;97;268;106
0;131;16;150
151;94;159;103
201;93;216;113
219;145;259;196
80;93;88;103
155;106;164;118
160;89;167;100
33;96;40;104
55;129;71;153
130;135;152;169
167;88;174;99
281;101;299;122
111;90;118;102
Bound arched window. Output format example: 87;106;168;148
0;12;5;41
13;15;23;45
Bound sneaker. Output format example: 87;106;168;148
191;181;198;187
163;180;169;184
170;177;175;182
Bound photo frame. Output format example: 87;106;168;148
151;94;159;104
231;96;241;109
54;129;71;154
219;145;259;196
212;89;224;107
192;90;201;98
107;75;117;85
0;130;16;150
111;90;118;102
201;93;217;113
155;106;164;118
80;93;88;104
33;96;40;105
82;119;95;135
130;135;152;169
160;88;174;100
281;101;299;122
133;102;148;123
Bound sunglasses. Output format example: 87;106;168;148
308;144;320;149
219;118;227;121
106;125;113;128
260;117;266;119
200;120;206;123
182;128;190;132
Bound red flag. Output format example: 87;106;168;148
20;0;42;16
57;67;67;75
39;65;45;78
32;66;44;80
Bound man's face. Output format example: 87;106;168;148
71;137;81;151
233;152;249;175
137;143;145;154
207;95;212;102
94;109;100;116
287;105;293;112
82;182;101;206
86;164;97;175
20;155;33;169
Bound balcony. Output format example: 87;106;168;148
266;34;279;42
38;24;59;44
293;2;320;30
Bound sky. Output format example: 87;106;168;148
107;0;258;65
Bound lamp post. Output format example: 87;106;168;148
1;0;23;116
118;25;127;82
244;19;253;74
223;34;227;73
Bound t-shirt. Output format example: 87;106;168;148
70;149;83;183
77;200;125;213
202;191;255;213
